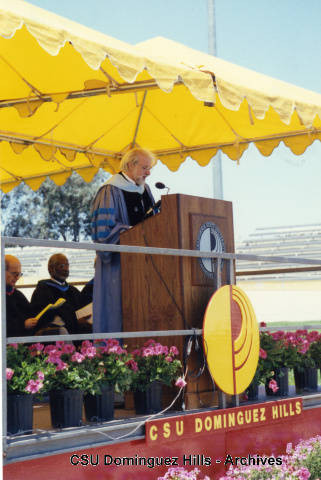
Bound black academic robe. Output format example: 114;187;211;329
79;279;94;308
30;279;82;334
120;177;154;226
6;289;32;337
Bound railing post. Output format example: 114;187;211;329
214;258;222;290
218;390;226;409
227;258;235;285
228;258;239;407
1;237;7;452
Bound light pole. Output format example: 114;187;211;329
208;0;223;199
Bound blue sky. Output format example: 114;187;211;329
27;0;321;240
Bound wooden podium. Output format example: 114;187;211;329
120;194;235;409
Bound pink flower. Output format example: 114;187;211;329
55;341;65;349
260;321;267;327
162;345;169;355
296;329;308;336
71;352;85;363
268;379;279;393
44;344;57;354
37;371;45;380
99;345;109;354
143;339;156;347
142;347;154;357
81;340;93;348
25;379;43;394
46;349;62;363
6;368;14;380
175;377;187;388
107;345;125;355
271;331;285;340
165;356;173;363
81;345;97;358
307;331;319;342
298;340;310;354
131;349;141;357
286;442;293;454
126;359;138;372
296;467;311;480
169;346;179;356
29;343;44;354
8;343;18;350
259;348;267;359
61;344;75;354
55;360;68;371
154;344;164;355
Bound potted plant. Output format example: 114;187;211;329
310;332;321;370
290;330;319;393
258;330;285;396
246;327;293;399
130;339;183;414
41;341;92;428
79;339;134;422
6;343;48;435
268;330;301;396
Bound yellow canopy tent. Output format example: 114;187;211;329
0;0;320;193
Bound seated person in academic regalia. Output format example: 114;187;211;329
5;255;38;337
30;253;83;335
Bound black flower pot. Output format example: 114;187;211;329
294;368;305;394
265;367;289;397
304;367;318;392
7;393;33;435
49;389;83;428
134;381;162;414
247;381;259;401
294;367;318;394
84;384;114;422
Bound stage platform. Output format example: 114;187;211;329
4;388;321;480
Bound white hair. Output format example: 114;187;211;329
120;148;156;172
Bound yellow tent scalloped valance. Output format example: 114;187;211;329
0;0;320;192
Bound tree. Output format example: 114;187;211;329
1;170;109;241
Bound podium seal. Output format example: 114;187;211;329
196;222;225;278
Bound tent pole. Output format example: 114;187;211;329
208;0;223;200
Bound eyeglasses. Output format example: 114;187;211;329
7;271;23;278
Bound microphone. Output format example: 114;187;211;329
155;182;170;194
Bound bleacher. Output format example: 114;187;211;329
236;223;321;281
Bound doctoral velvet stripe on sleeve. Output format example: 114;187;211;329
91;184;130;245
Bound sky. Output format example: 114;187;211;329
26;0;321;241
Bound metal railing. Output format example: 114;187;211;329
2;235;321;461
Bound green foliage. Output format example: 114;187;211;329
251;329;321;389
6;343;49;394
79;340;134;395
309;340;321;369
36;340;134;395
303;441;321;479
1;170;109;241
131;340;182;392
44;360;90;392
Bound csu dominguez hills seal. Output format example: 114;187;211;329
196;222;225;278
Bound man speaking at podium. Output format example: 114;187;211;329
91;148;156;333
